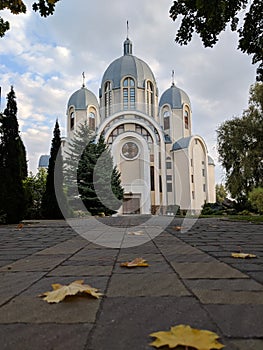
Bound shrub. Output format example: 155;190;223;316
248;187;263;214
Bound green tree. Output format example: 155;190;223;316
23;168;47;219
216;183;227;204
64;122;124;216
41;120;65;219
0;86;27;223
170;0;263;80
217;82;263;204
0;0;61;37
248;187;263;213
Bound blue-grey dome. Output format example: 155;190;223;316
101;38;156;90
159;84;191;109
67;87;99;110
172;136;192;151
38;155;50;168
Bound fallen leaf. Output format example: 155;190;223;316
173;226;185;231
16;223;24;230
231;252;257;259
39;280;103;303
150;324;224;349
128;230;144;236
120;257;149;267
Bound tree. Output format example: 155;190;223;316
216;184;227;204
41;120;65;219
0;86;28;223
64;122;124;216
0;0;61;37
169;1;263;81
217;82;263;204
23;168;47;219
248;187;263;213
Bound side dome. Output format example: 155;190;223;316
67;86;99;110
101;38;156;89
159;84;191;109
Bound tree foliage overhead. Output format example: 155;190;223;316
217;82;263;204
170;0;263;81
0;0;61;37
0;86;27;223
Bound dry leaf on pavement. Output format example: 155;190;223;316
39;280;103;303
120;257;149;267
150;324;224;349
173;226;185;231
231;252;257;259
128;231;144;236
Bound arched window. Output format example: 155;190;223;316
123;77;135;110
163;110;170;130
70;111;75;130
184;108;189;129
146;81;154;116
89;108;96;131
104;81;112;117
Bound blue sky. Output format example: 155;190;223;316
0;0;256;182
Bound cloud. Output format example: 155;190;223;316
0;0;256;182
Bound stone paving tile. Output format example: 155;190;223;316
170;262;249;279
47;265;113;276
0;324;92;350
88;296;218;350
114;261;174;274
0;255;68;272
205;304;263;337
226;339;263;350
166;253;217;263
0;272;46;306
192;289;263;304
117;252;165;262
247;271;263;283
107;273;191;297
0;294;101;324
184;278;263;291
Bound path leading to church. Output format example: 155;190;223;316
0;217;262;350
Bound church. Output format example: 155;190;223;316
63;36;215;215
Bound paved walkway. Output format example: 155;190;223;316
0;217;262;350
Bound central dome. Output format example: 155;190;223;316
101;38;156;89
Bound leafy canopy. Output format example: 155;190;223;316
0;0;60;37
217;82;263;204
170;0;263;81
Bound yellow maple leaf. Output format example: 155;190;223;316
120;257;149;267
231;252;257;259
39;280;103;303
150;324;224;349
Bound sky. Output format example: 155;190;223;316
0;0;256;183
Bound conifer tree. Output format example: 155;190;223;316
64;122;123;215
0;86;27;223
41;120;66;219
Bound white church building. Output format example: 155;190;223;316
64;36;215;215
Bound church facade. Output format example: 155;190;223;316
64;37;215;215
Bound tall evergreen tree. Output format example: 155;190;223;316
41;120;66;219
64;122;124;215
0;86;27;223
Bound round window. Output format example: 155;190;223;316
122;141;139;160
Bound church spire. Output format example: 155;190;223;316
171;70;175;86
82;72;85;88
124;20;132;55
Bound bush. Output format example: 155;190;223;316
248;187;263;214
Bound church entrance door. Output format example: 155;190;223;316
123;197;140;214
